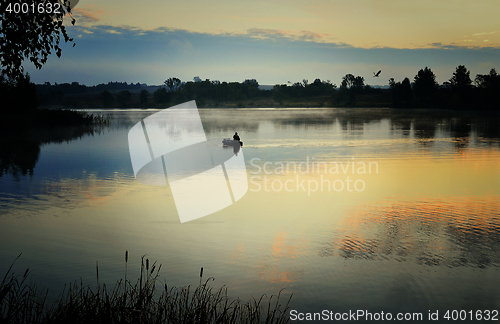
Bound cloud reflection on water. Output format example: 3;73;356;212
320;196;500;269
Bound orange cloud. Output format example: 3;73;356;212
73;6;104;24
257;264;295;284
321;195;500;267
246;28;331;42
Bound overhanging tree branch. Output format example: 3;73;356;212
0;0;76;81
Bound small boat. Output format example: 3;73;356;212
222;138;243;147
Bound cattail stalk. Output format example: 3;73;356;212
125;251;129;280
125;251;128;299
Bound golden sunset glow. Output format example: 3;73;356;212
322;195;500;265
73;0;500;49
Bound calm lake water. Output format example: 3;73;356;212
1;108;499;322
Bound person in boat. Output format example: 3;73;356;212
233;132;243;147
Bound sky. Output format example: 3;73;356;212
23;0;500;86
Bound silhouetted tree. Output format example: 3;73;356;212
244;79;259;88
339;74;364;104
164;77;182;93
450;65;472;91
100;90;114;107
182;82;197;101
1;73;39;113
413;67;439;106
475;68;500;89
243;79;260;98
272;84;287;105
140;89;149;105
401;78;412;104
0;1;76;81
474;69;500;110
117;90;132;106
306;78;335;96
341;74;356;89
153;87;170;104
288;82;303;98
448;65;473;108
389;77;412;108
352;76;365;92
0;75;10;110
340;74;364;92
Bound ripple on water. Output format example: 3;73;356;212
319;195;500;269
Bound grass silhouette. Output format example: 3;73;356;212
0;253;292;324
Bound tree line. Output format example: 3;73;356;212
144;66;500;110
2;65;499;110
389;66;500;110
149;78;266;107
2;2;498;111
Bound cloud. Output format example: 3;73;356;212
25;25;500;86
426;41;500;51
72;6;104;24
246;28;332;43
426;42;467;50
297;30;331;42
472;31;498;37
69;25;151;39
246;28;299;41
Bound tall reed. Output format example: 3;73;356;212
0;253;292;324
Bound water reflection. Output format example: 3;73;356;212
320;196;500;269
476;119;500;141
256;231;307;284
0;126;105;178
340;119;365;135
223;143;241;155
413;119;437;143
1;108;500;315
390;117;412;136
2;109;498;180
0;138;40;177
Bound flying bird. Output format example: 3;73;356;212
373;70;381;77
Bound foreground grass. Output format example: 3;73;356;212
0;254;292;324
